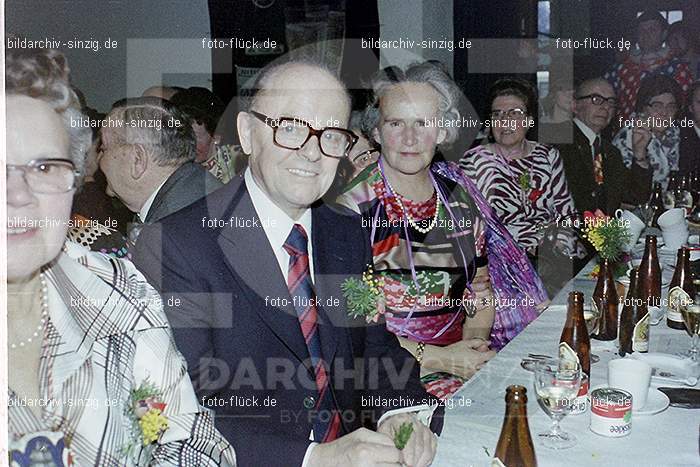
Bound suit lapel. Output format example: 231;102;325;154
216;179;312;371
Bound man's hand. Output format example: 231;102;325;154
307;428;402;467
377;413;437;467
424;338;495;380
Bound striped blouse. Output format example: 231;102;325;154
8;242;235;466
459;142;577;253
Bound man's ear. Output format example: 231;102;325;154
131;145;149;179
237;112;254;155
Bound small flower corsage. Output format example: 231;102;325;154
341;265;386;323
123;379;169;461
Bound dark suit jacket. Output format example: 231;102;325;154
679;125;700;177
145;162;222;223
133;174;440;466
555;123;652;215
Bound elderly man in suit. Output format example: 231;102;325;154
556;78;652;215
99;97;222;228
133;62;440;467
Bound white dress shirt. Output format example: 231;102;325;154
244;168;314;281
138;178;168;222
573;118;598;158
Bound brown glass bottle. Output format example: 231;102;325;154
668;247;696;330
493;385;537;467
619;268;649;356
649;183;665;227
592;259;619;341
638;235;662;309
560;291;591;377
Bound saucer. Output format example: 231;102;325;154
632;388;670;416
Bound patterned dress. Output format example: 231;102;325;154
605;49;692;120
8;242;236;466
339;163;487;399
459;142;578;255
613;119;681;190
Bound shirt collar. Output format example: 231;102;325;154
139;177;168;221
573;118;598;145
244;168;312;252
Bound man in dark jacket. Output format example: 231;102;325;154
555;78;652;215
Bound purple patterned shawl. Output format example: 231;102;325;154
433;161;548;349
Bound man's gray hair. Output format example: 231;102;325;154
245;58;351;113
107;97;195;166
367;62;462;146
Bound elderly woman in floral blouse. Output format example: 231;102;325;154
6;49;235;466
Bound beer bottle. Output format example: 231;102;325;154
678;176;694;212
668;247;695;330
691;171;700;205
559;291;590;414
649;183;665;227
619;268;649;356
638;235;662;309
592;259;619;341
493;385;537;467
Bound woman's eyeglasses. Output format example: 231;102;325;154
352;148;380;164
249;110;358;158
490;108;528;120
647;101;678;113
6;158;79;194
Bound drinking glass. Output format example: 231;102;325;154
679;298;700;361
533;358;582;449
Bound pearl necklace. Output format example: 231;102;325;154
385;178;441;234
10;273;48;350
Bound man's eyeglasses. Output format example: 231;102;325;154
647;101;678;113
576;94;617;108
249;110;358;158
490;108;528;120
7;158;80;194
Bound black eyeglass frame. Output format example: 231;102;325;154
6;158;80;194
249;110;359;158
575;94;617;107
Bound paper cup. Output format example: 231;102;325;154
608;358;652;409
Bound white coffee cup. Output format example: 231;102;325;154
608;358;652;409
661;225;689;252
620;210;645;251
658;208;687;229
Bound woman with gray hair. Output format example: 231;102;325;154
338;63;547;399
6;48;235;466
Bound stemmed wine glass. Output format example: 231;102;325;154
679;296;700;362
533;358;582;450
584;304;601;363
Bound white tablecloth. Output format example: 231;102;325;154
433;262;700;467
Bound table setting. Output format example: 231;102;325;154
433;209;700;466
